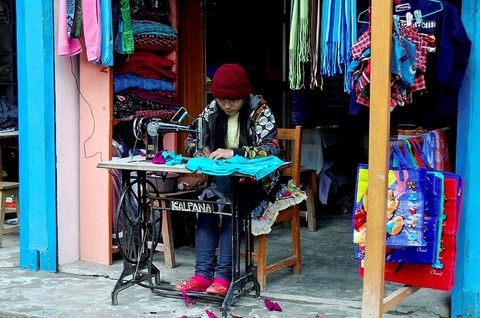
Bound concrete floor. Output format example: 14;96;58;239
0;213;450;317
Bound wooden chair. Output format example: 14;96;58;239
299;168;318;231
252;125;303;289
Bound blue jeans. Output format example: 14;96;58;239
194;176;232;281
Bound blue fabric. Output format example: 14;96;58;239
422;132;437;169
321;0;356;93
162;151;183;166
186;155;286;180
344;0;357;92
0;96;18;130
114;20;125;54
99;0;114;66
131;21;177;36
391;18;416;87
113;73;175;93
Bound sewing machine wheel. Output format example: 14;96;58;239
133;116;145;141
115;178;161;264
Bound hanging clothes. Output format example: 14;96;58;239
58;0;115;67
58;0;82;56
99;0;114;66
309;0;322;89
289;0;310;90
66;0;80;39
115;0;135;55
82;0;102;62
348;1;471;130
320;0;357;92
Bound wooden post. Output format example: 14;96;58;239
361;0;393;317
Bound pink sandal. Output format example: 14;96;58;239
206;278;230;296
175;275;212;292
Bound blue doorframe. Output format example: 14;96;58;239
451;1;480;315
16;0;57;272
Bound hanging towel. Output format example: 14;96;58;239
99;0;114;66
58;0;82;56
82;0;102;62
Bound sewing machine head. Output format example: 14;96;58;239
133;115;205;159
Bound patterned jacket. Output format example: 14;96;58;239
185;94;280;159
185;94;281;196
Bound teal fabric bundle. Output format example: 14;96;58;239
186;155;285;180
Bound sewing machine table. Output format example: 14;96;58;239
97;156;262;317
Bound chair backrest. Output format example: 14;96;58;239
277;126;303;185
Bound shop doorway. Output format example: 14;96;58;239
0;0;18;183
203;0;289;126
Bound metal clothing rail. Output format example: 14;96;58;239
97;156;269;318
390;127;450;148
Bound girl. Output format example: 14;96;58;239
176;63;280;296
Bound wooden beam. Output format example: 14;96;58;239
361;0;393;317
383;285;421;313
177;0;206;153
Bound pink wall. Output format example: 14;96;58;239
79;54;112;265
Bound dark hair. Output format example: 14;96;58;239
209;96;251;151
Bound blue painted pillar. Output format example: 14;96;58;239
16;0;57;272
451;0;480;316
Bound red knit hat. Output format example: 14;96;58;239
211;64;251;100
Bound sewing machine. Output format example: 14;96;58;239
133;115;205;159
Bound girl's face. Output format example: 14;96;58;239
216;98;245;116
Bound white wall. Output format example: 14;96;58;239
54;0;80;265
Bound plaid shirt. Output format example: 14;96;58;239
349;22;431;110
351;30;371;60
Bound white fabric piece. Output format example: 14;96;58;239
300;129;324;174
251;189;307;236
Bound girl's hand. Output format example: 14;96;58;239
209;148;234;160
202;147;211;158
193;147;211;158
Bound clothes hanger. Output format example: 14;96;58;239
360;0;444;24
357;7;370;25
420;0;444;18
394;0;444;19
